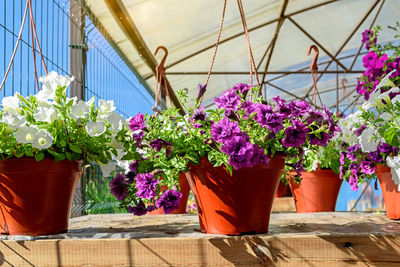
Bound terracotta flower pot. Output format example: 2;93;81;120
376;165;400;219
275;181;292;197
289;169;342;213
186;155;285;235
148;173;190;215
0;158;82;236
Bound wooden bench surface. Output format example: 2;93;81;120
0;212;400;266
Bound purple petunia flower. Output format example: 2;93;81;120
221;133;254;169
155;189;182;214
349;174;359;191
110;173;129;201
273;96;292;117
339;151;346;165
197;84;207;100
288;100;312;117
369;151;383;163
128;200;148;216
192;106;207;121
129;160;139;174
346;145;360;161
293;157;305;176
135;173;159;199
132;131;144;147
214;90;241;113
211;118;241;142
249;144;270;166
129;113;146;131
150;139;172;151
255;104;284;133
282;120;308;148
309;132;330;146
360;160;376;175
232;83;250;96
355;125;367;137
241;100;256;119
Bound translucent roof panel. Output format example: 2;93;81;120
85;0;400;111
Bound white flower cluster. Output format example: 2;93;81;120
0;71;132;178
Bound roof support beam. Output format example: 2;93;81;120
146;0;339;78
166;70;364;75
302;0;382;99
260;0;289;98
104;0;185;114
288;17;348;71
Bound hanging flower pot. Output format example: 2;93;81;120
186;155;285;235
376;165;400;219
289;169;342;213
0;158;82;236
147;173;190;215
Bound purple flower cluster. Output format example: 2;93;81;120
129;112;146;131
155;189;182;214
135;173;159;199
128;201;155;216
110;173;129;201
357;29;400;100
214;89;241;115
150;138;172;157
339;141;399;191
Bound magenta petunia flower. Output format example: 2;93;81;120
288;100;312;117
155;189;182;214
135;173;159;199
150;139;172;152
129;112;146;131
132;131;144;147
232;83;250;96
197;84;207;100
214;90;241;112
221;133;254;169
211;118;241;143
282;120;308;148
110;173;129;201
255;104;284;133
128;200;148;216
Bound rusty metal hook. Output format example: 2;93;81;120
307;45;319;72
341;78;348;92
154;46;168;73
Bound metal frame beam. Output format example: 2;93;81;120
165;70;364;75
104;0;185;114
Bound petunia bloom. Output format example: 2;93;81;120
155;189;182;214
135;173;159;199
282;120;308;148
110;173;129;201
129;112;146;131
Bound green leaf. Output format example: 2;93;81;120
66;152;72;161
35;152;45;161
384;128;399;147
55;153;66;161
69;143;82;154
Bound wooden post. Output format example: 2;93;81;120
69;1;87;217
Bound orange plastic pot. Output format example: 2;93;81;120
0;158;82;236
376;165;400;219
148;173;190;215
275;181;292;197
289;169;342;213
186;155;285;235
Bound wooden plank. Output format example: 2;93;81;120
271;197;296;212
0;213;399;266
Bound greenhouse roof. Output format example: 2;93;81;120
83;0;400;113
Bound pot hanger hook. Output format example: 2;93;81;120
307;45;319;72
154;45;168;73
341;78;348;92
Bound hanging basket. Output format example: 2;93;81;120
376;165;400;219
288;169;342;213
0;158;82;236
186;155;285;235
148;173;190;215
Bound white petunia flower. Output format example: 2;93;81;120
85;121;106;137
37;71;74;100
386;156;400;190
391;94;400;104
359;127;382;152
1;93;20;112
341;130;359;146
115;159;130;174
1;110;27;129
14;126;39;144
115;149;127;161
376;69;396;91
32;129;54;149
37;98;53;109
33;106;57;123
381;112;392;122
106;111;123;132
99;161;116;177
98;99;115;119
70;100;90;119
